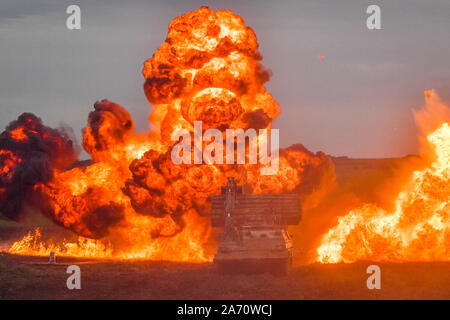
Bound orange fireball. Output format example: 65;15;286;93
6;7;333;261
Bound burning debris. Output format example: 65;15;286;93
1;7;333;262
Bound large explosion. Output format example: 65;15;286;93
1;7;334;261
317;91;450;263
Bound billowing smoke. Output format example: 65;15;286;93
0;113;77;220
33;99;137;239
83;100;135;162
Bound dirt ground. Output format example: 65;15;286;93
0;252;449;300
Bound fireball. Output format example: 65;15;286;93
3;7;333;261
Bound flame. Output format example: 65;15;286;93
4;7;333;261
317;98;449;263
9;228;113;258
9;127;29;141
0;150;21;181
9;212;210;262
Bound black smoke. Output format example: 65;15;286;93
0;113;78;220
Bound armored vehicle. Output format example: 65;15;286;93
211;177;302;273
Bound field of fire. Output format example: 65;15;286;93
0;0;449;311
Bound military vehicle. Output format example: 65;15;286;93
211;177;302;274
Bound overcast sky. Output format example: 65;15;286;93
1;0;450;158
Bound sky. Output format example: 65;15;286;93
1;0;450;158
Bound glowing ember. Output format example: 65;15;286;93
9;127;28;141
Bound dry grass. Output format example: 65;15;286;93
0;253;448;299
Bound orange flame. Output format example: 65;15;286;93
317;92;449;263
9;228;113;259
9;127;28;141
0;150;21;181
